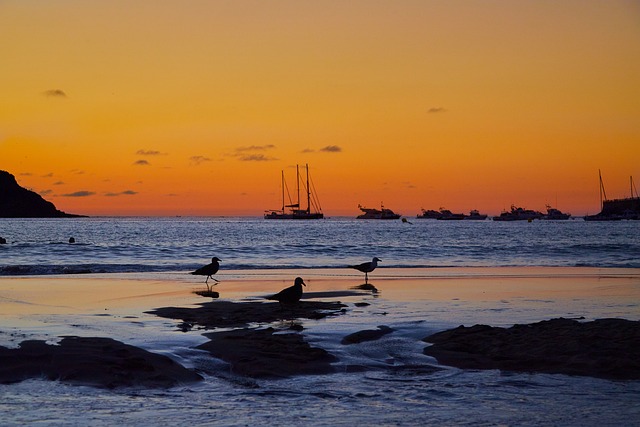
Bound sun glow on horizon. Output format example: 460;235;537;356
2;1;639;217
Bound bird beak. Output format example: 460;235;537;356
302;281;306;286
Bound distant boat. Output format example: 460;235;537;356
493;205;544;221
417;208;487;220
264;164;324;220
584;171;640;221
356;203;401;220
464;209;488;220
542;205;571;220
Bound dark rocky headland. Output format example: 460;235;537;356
0;170;84;217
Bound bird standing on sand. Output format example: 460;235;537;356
267;277;306;306
349;257;381;284
190;257;221;290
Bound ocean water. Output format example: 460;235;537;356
1;217;640;426
1;216;639;275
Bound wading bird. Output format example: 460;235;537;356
267;277;306;307
190;257;221;290
349;257;381;284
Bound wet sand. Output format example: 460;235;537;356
0;267;639;387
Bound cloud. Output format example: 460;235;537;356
136;149;165;156
39;189;53;195
41;173;53;178
105;190;138;197
62;191;95;197
53;181;65;185
189;155;211;165
133;160;150;166
320;145;342;153
43;89;67;98
239;154;277;162
235;144;276;152
428;107;447;113
301;148;315;153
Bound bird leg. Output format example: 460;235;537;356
365;272;369;284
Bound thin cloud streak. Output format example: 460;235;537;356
105;190;138;197
320;145;342;153
189;155;211;165
136;149;165;156
43;89;67;98
61;191;95;197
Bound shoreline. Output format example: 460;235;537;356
1;266;639;387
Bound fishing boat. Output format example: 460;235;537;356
264;164;324;219
584;171;640;221
356;203;401;220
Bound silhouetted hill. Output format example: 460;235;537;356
0;171;85;218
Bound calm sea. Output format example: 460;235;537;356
1;217;639;275
1;217;640;426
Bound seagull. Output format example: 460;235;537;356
349;257;381;284
267;277;306;306
190;257;221;290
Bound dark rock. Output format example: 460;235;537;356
341;325;395;345
423;318;640;380
197;327;337;378
148;300;347;330
0;170;85;218
0;336;202;388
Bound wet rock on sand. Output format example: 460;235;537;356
197;327;338;378
341;325;394;345
148;300;347;330
0;336;202;388
423;318;640;380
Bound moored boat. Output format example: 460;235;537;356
436;209;466;220
464;209;488;220
584;171;640;221
416;208;441;219
493;205;544;221
542;205;571;220
357;204;401;220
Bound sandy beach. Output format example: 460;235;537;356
1;267;639;386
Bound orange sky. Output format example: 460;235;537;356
1;1;639;216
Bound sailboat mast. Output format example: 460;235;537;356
281;170;285;212
296;164;300;211
598;169;608;210
306;164;311;214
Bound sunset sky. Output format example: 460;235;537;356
1;1;639;216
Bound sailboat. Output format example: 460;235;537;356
264;164;324;219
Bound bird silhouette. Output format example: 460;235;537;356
349;257;381;284
267;277;306;306
190;257;221;290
